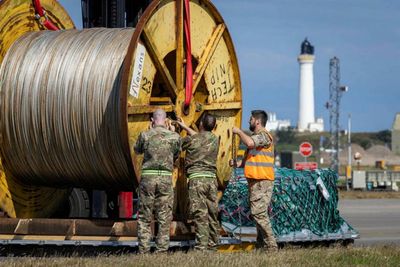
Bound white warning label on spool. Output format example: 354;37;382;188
129;43;146;98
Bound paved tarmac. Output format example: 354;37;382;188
338;199;400;246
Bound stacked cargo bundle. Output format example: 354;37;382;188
219;168;359;242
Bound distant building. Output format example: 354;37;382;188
392;113;400;155
308;118;325;132
297;38;324;132
266;112;291;131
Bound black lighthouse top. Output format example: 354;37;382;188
301;38;314;55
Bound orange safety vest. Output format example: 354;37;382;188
244;130;275;180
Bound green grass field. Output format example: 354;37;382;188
1;246;399;267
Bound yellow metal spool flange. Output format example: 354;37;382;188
0;0;74;218
121;0;242;216
0;0;75;63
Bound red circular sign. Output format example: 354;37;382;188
299;142;313;157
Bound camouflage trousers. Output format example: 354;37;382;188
188;177;219;250
138;175;173;253
247;179;278;250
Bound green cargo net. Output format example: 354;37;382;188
219;168;359;241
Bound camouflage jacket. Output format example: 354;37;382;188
242;128;273;161
182;131;219;175
251;128;272;148
134;125;181;172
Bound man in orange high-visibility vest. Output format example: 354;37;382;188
229;110;278;251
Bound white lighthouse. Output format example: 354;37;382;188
297;39;323;132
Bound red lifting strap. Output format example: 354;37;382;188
183;0;193;108
43;20;59;31
33;0;45;17
32;0;59;31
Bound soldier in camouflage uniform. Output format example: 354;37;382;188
134;109;181;253
230;110;278;251
176;114;220;250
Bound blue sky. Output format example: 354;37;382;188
59;0;400;132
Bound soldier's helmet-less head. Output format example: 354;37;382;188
151;109;167;126
200;114;216;132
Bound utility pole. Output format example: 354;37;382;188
327;57;348;174
346;114;352;190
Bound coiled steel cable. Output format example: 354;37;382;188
0;28;135;189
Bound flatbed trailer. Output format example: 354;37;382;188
0;218;358;255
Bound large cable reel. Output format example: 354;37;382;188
0;0;242;218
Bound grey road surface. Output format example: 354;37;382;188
338;199;400;246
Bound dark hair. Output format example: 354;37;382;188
251;110;268;127
201;114;216;131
